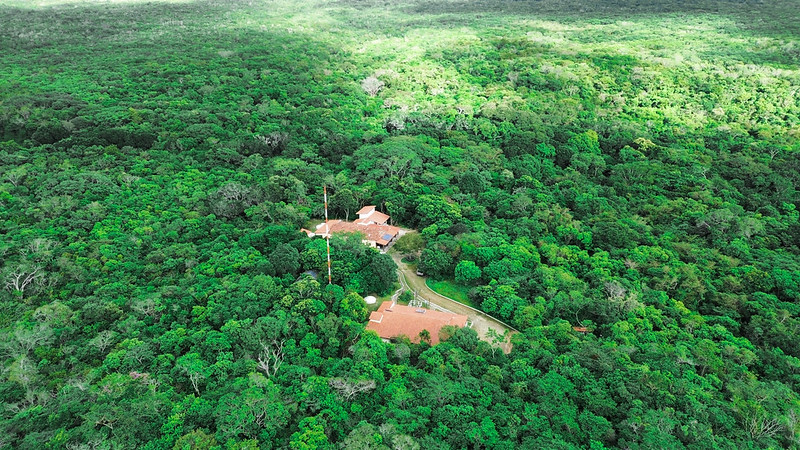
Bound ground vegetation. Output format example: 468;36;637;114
1;0;800;447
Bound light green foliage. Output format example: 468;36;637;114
454;260;482;285
1;0;800;448
416;195;463;230
339;292;368;322
393;232;424;256
353;137;427;182
214;374;289;444
341;422;390;450
290;417;331;450
419;247;455;279
172;429;218;450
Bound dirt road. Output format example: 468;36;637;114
390;252;517;353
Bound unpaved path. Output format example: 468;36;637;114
390;252;517;353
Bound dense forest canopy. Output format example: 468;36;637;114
1;0;799;448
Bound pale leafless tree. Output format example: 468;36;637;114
4;265;43;294
385;111;407;131
255;132;289;152
121;173;140;187
787;409;800;444
32;301;72;325
11;355;37;390
66;439;108;450
675;346;698;368
605;281;643;316
745;414;783;440
394;343;410;361
89;330;117;353
329;377;376;400
391;432;420;450
83;172;113;186
6;169;25;186
132;298;158;319
14;324;54;354
361;76;385;97
604;281;627;300
676;354;698;367
187;371;203;395
218;182;250;202
507;71;519;86
623;258;638;270
37;195;76;220
28;238;55;256
67;377;89;392
739;216;765;240
697;208;735;234
256;340;285;378
213;182;257;218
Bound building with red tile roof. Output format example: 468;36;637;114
357;211;389;226
356;205;375;216
307;206;400;249
355;206;389;225
366;301;469;344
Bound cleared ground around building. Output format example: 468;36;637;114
390;252;516;353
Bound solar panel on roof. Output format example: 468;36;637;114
382;233;393;241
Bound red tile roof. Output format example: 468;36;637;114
357;210;389;225
366;301;468;344
356;205;375;215
315;220;399;245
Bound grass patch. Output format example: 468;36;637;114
400;254;417;263
302;219;322;231
426;279;476;308
365;282;401;311
401;259;418;271
377;283;400;304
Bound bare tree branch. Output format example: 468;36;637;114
329;377;376;400
361;76;384;97
5;265;43;294
256;339;285;378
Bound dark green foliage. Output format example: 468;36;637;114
2;0;800;448
269;243;300;276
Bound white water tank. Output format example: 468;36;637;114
364;296;377;305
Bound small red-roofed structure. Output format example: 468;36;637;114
357;210;389;226
356;205;375;216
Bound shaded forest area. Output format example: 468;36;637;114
1;0;799;448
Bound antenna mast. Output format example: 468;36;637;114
324;185;332;285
